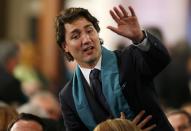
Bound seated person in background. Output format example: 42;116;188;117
7;113;46;131
30;90;61;120
0;41;27;106
167;110;191;131
31;90;65;130
7;112;65;131
17;90;65;131
0;101;18;131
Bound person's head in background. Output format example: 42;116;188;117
0;41;27;106
93;118;141;131
30;90;61;120
0;101;18;131
0;41;19;74
167;110;191;131
7;113;46;131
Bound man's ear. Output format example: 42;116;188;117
61;42;69;52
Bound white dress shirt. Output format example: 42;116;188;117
79;56;102;86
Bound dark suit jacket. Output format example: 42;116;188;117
59;32;174;131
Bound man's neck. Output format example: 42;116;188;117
79;56;102;70
79;56;102;86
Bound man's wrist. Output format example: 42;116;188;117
133;30;147;45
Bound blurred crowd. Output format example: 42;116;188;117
0;41;65;131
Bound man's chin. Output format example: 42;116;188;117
85;57;98;65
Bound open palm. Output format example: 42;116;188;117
107;5;143;42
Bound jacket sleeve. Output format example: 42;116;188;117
128;31;171;79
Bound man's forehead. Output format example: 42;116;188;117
64;17;93;33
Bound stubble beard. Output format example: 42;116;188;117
85;56;98;67
85;50;101;68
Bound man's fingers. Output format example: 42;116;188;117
137;115;152;128
132;110;145;124
143;124;157;131
113;6;123;18
109;10;120;23
129;6;136;16
119;5;128;17
120;112;126;119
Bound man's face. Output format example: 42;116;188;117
63;17;101;68
168;114;191;131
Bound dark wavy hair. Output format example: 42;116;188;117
55;7;101;61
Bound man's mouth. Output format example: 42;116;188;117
83;46;94;52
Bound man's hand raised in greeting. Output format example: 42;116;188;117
107;5;144;43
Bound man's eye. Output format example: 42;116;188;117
87;30;92;33
71;35;79;39
87;28;93;33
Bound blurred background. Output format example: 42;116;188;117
0;0;191;113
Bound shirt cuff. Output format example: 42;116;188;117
133;30;150;51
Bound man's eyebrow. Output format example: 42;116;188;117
70;24;93;34
70;29;80;34
84;24;93;29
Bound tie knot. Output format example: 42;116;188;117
90;69;100;79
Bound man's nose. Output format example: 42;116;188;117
82;33;91;44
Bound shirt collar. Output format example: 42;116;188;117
79;55;102;85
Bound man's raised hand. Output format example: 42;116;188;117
107;5;144;43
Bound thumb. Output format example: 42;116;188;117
120;112;126;119
107;26;120;34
